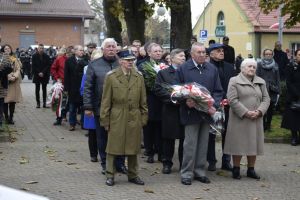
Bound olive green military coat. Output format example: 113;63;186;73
100;67;148;155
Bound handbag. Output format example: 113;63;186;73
290;100;300;111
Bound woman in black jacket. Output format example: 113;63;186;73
154;49;186;174
256;49;280;131
281;49;300;146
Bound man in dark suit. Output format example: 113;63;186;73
175;42;223;185
31;44;51;108
64;45;88;131
207;43;236;172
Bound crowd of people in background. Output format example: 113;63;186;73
0;35;299;186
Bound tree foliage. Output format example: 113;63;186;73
260;0;300;28
145;17;170;45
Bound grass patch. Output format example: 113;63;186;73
265;114;290;139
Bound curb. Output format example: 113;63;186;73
264;137;290;144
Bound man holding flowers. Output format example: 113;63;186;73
175;42;223;185
138;43;167;163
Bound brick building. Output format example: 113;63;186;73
0;0;94;49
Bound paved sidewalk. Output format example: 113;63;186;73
0;80;300;200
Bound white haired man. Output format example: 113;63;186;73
83;38;126;175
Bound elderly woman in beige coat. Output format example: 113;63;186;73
1;44;22;124
224;58;270;180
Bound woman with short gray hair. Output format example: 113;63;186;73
224;58;270;180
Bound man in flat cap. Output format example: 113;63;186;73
100;50;148;186
207;43;235;172
222;36;235;65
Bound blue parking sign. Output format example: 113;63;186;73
200;30;208;39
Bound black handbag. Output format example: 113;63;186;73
290;100;300;111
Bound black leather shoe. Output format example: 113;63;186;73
53;120;62;126
208;163;216;171
194;176;211;184
232;166;241;179
291;138;298;146
105;178;114;186
146;156;154;163
221;162;233;171
116;166;128;174
247;169;260;180
90;157;98;162
128;177;144;185
162;165;172;174
181;178;192;185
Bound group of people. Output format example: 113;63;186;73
49;37;271;187
1;35;299;187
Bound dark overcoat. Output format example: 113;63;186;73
64;56;88;103
154;66;184;139
31;52;51;84
174;59;223;125
281;61;300;131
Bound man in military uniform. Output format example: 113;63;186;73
100;50;148;186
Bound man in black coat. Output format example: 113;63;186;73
222;36;235;65
273;41;289;80
207;43;236;172
154;49;186;174
83;38;126;175
64;45;88;131
31;44;51;108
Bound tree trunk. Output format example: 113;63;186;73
170;1;192;50
122;0;146;44
103;0;122;44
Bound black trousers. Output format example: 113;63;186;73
207;106;231;165
263;102;274;130
88;129;98;158
3;102;16;120
143;120;162;157
162;138;184;168
35;83;47;104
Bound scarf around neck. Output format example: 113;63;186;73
261;58;275;70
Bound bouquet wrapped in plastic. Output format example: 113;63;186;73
47;82;64;117
167;82;216;115
210;99;229;135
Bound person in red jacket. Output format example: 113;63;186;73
50;47;69;125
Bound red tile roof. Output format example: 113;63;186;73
0;0;94;19
236;0;300;33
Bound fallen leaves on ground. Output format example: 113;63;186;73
144;189;154;193
216;170;229;177
67;162;77;165
260;183;270;188
150;170;160;176
19;156;29;164
68;150;77;152
20;187;30;191
195;197;203;199
240;163;246;166
25;181;38;184
203;188;210;191
290;169;300;174
252;197;259;200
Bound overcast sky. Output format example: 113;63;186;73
191;0;207;27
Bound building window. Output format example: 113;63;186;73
17;0;32;3
217;11;225;26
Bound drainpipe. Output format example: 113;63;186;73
278;4;283;44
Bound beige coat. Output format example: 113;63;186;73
5;56;22;103
224;73;270;155
100;67;148;155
